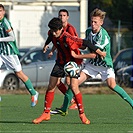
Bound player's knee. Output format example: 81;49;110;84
107;83;116;90
48;84;56;91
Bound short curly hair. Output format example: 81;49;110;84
48;17;63;32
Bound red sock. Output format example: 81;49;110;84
57;81;67;95
74;92;84;114
44;91;54;113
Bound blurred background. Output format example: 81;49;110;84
1;0;132;57
0;0;132;90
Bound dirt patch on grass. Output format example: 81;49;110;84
0;85;133;95
80;85;133;95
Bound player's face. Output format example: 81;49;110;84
50;28;63;38
90;16;103;33
58;12;69;24
0;7;5;20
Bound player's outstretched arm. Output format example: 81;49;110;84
71;50;97;59
43;32;53;53
95;49;106;58
48;45;56;58
82;39;106;58
43;45;49;53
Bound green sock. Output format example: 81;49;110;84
24;79;36;95
61;86;74;112
113;85;133;107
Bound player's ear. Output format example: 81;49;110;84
100;19;103;25
3;10;5;15
67;16;69;20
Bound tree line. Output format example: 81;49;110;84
88;0;132;29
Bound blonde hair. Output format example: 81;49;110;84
90;8;106;20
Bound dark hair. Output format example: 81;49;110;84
48;17;63;31
0;4;5;10
58;9;69;16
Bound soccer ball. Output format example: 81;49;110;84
64;61;80;78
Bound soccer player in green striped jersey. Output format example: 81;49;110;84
51;8;133;117
0;4;39;107
73;8;133;109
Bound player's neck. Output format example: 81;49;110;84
63;22;68;28
0;16;4;21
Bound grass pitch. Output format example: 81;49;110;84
0;93;133;133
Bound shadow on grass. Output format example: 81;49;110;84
0;120;82;125
0;121;32;124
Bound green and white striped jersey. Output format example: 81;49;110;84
0;17;19;55
85;26;113;68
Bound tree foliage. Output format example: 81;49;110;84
88;0;132;29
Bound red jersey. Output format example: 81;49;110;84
51;31;83;66
63;23;78;37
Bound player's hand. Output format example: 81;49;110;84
100;51;106;59
102;52;106;57
71;51;77;58
91;53;97;58
48;52;53;58
43;45;49;53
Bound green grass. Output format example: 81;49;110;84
0;93;133;133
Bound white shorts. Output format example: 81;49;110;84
0;54;22;72
82;62;115;81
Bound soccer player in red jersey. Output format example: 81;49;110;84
33;17;106;124
43;9;79;109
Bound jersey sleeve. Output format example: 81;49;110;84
95;34;110;50
45;31;52;45
3;18;12;33
82;39;98;52
2;18;15;41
